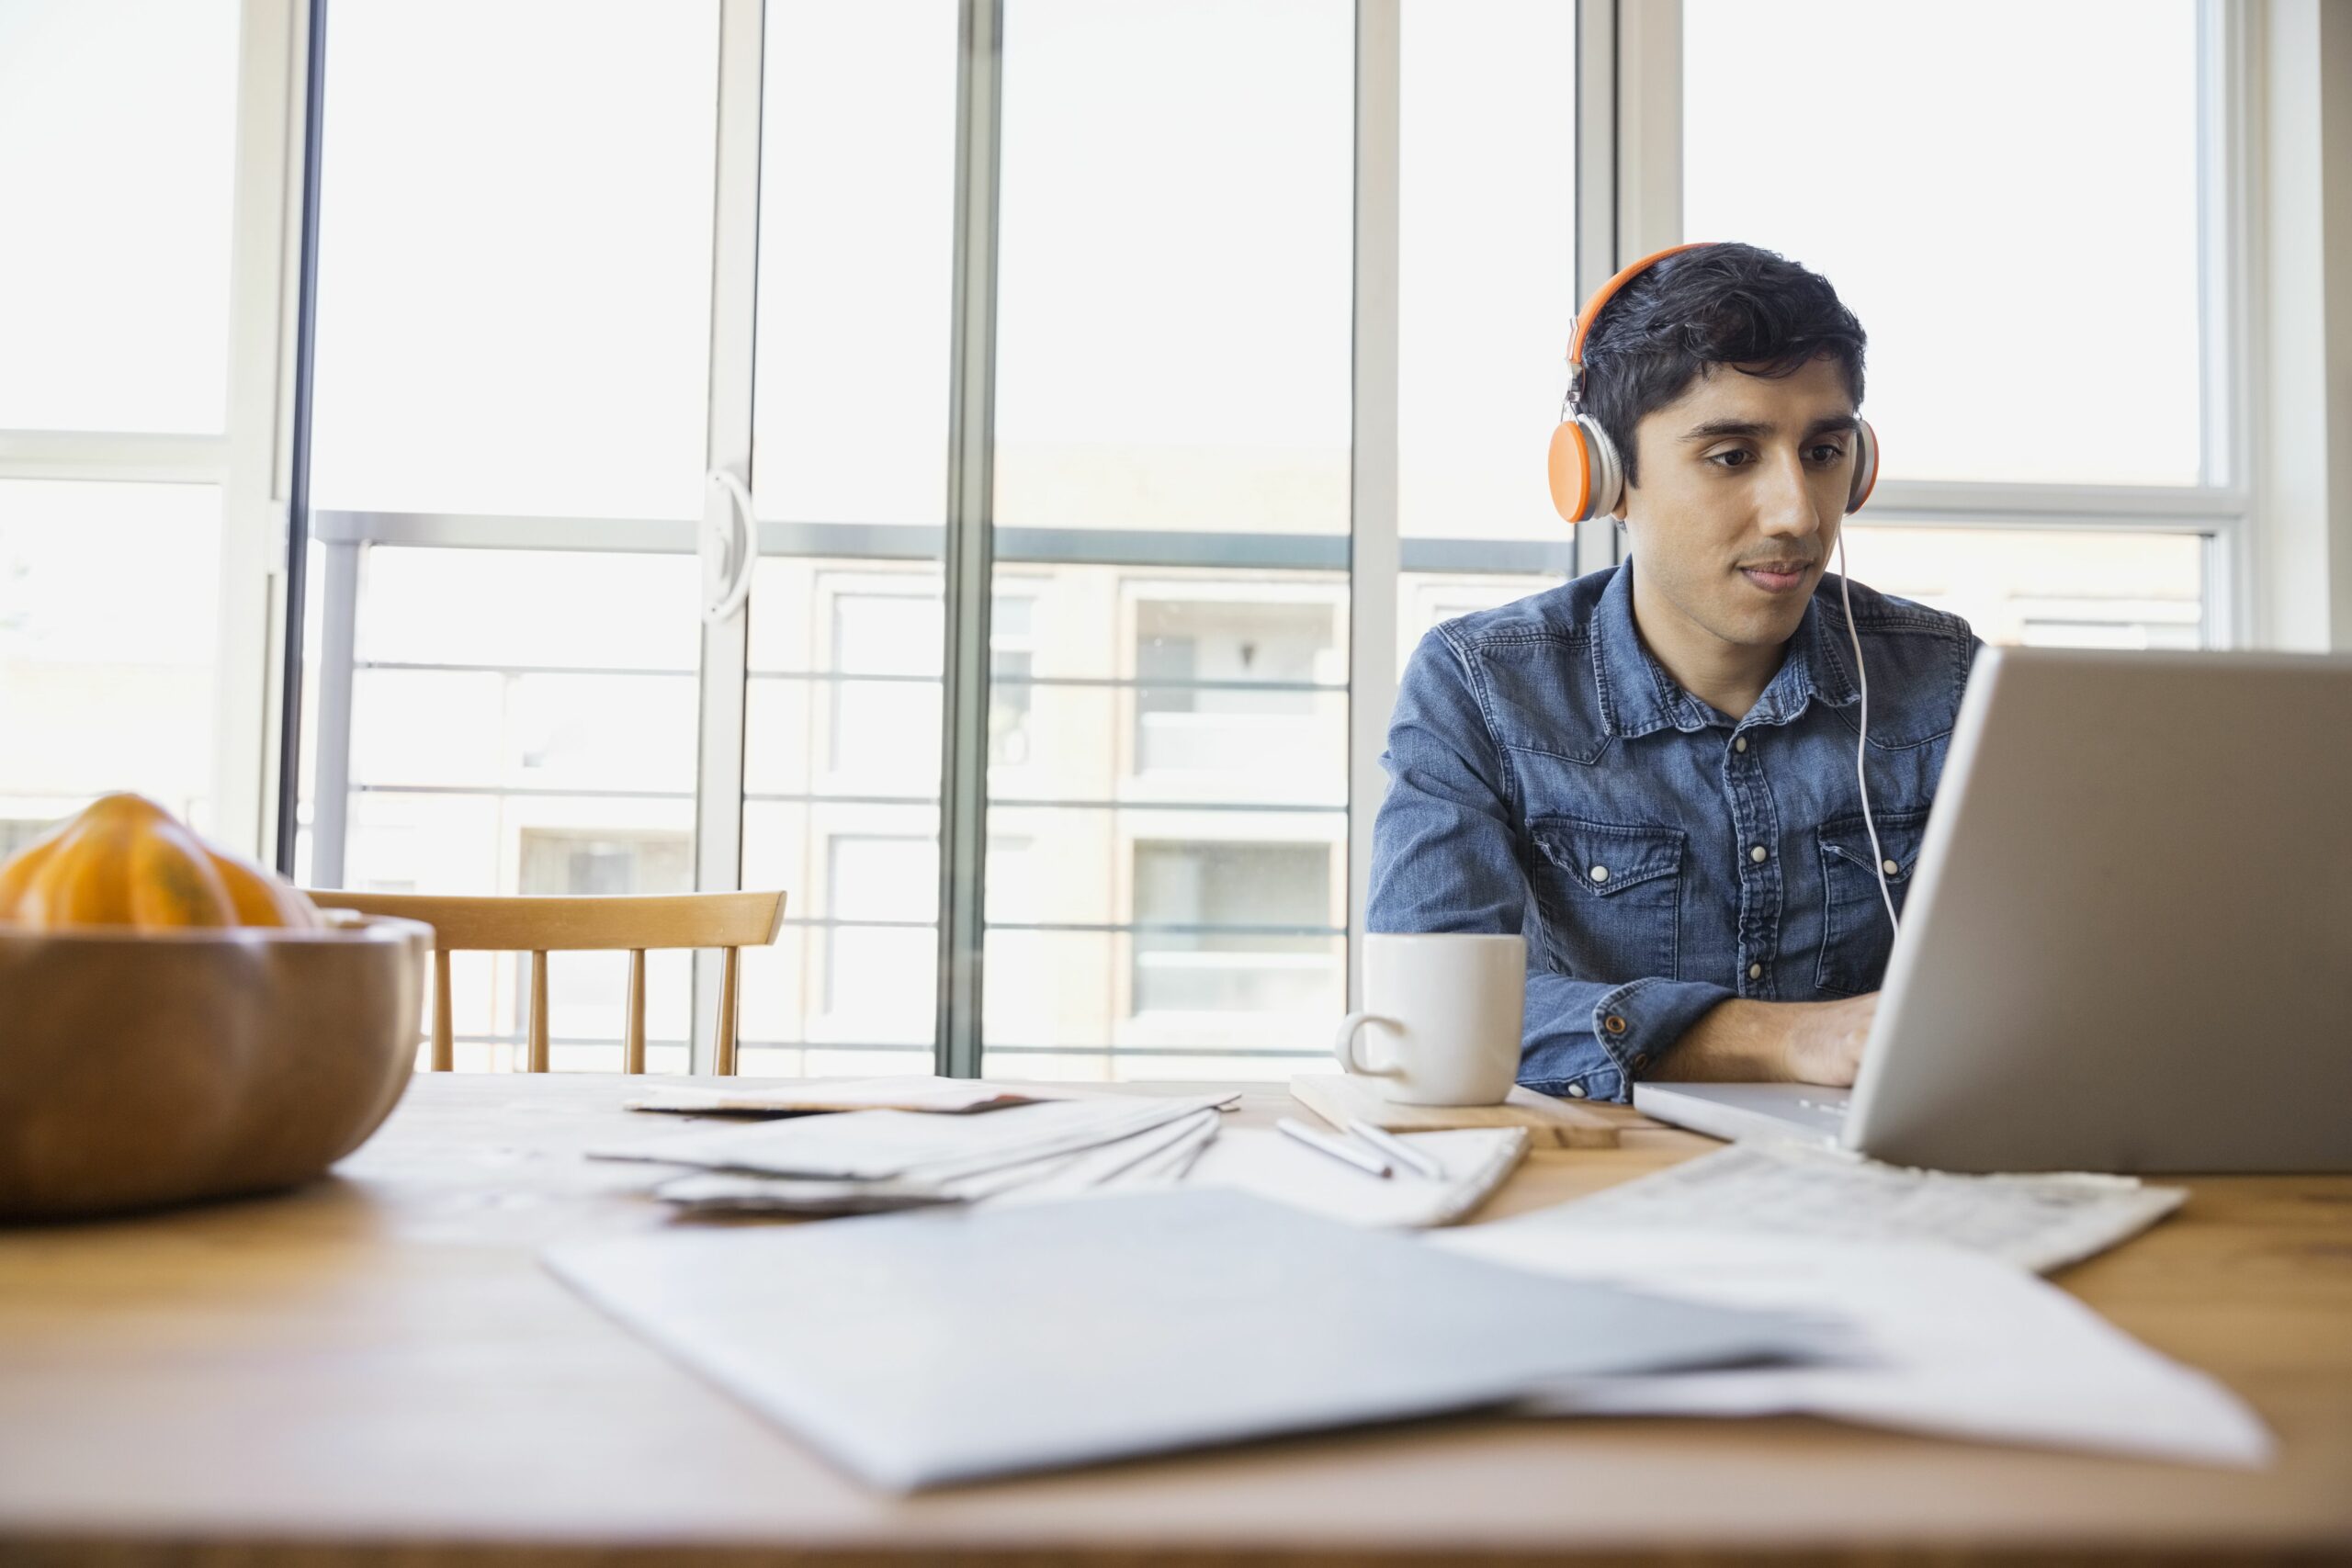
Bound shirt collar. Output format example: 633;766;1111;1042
1591;560;1862;739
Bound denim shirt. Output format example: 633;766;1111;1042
1368;561;1982;1102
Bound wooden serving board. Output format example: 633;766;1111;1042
1289;1073;1620;1149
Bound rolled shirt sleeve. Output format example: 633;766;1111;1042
1369;629;1730;1102
1520;972;1735;1101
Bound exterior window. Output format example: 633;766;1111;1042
1129;840;1338;1016
828;591;944;779
1684;0;2213;649
519;829;692;897
1133;597;1337;777
823;834;938;1029
24;0;2228;1076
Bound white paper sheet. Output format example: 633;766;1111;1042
1541;1141;2187;1273
1430;1222;2272;1468
1178;1127;1528;1228
546;1189;1834;1492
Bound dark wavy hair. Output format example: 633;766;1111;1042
1579;243;1867;491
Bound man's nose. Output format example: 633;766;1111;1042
1758;446;1826;539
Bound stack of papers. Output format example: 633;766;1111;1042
595;1092;1233;1215
626;1077;1052;1116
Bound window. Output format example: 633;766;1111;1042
826;588;947;780
1391;0;1579;669
0;482;225;833
1683;0;2224;647
1129;840;1339;1017
1842;526;2205;650
246;1;2254;1080
989;595;1037;767
733;0;963;1080
0;0;250;840
1132;595;1338;777
0;0;240;433
519;829;693;898
309;1;719;520
1687;1;2202;490
822;834;937;1029
977;0;1356;1083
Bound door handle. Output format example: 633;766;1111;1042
703;468;757;625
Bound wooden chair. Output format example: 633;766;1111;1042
304;891;786;1076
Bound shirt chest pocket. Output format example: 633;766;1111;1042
1815;807;1929;997
1528;817;1686;982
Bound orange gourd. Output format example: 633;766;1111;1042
0;794;319;931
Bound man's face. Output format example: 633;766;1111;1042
1614;353;1861;653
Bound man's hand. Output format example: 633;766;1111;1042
1645;993;1879;1086
1778;992;1877;1086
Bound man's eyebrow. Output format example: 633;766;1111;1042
1680;413;1862;441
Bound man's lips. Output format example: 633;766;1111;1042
1737;561;1815;593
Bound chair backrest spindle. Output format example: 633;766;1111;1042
431;949;455;1073
717;947;742;1077
304;892;787;1077
527;952;550;1074
625;950;648;1076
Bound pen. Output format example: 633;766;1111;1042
1276;1116;1391;1179
1344;1118;1445;1179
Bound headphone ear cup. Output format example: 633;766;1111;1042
1847;418;1880;514
1547;416;1623;525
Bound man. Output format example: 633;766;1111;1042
1368;243;1982;1102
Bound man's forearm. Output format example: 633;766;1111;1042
1645;998;1791;1079
1646;994;1877;1086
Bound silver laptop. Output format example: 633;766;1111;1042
1635;647;2352;1174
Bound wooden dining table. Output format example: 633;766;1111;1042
3;1072;2349;1567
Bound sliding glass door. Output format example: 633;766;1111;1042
300;0;723;1070
290;0;1593;1079
980;0;1356;1082
736;0;960;1077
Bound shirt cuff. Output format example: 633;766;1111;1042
1520;975;1735;1103
1590;976;1734;1083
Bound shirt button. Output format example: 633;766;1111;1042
1749;844;1769;863
1882;858;1900;876
1734;736;1748;753
1589;864;1610;883
1602;1014;1628;1035
1566;1083;1589;1099
1629;1050;1648;1069
1748;962;1763;979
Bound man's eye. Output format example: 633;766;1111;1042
1808;443;1848;464
1710;449;1754;468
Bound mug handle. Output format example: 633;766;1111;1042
1333;1011;1405;1077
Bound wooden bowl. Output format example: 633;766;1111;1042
0;915;431;1220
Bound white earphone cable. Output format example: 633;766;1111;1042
1837;530;1900;936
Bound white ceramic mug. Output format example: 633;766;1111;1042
1333;932;1527;1106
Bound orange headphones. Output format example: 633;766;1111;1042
1546;242;1880;525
